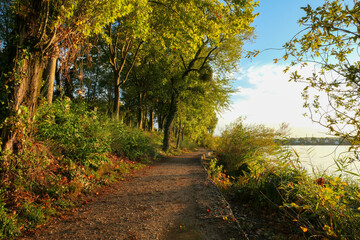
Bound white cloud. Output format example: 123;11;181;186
216;63;330;137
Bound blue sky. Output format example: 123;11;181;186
216;0;329;137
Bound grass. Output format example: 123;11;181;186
204;119;360;239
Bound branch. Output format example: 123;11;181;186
182;42;206;79
42;26;58;53
200;46;218;70
179;54;187;70
38;1;49;44
116;38;133;79
118;40;144;87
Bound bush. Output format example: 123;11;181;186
35;98;111;169
109;122;157;162
216;118;280;177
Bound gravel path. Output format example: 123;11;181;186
20;149;246;240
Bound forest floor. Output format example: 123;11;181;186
18;149;247;240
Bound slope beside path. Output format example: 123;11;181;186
20;149;247;240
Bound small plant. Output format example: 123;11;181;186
208;158;223;178
0;199;18;239
207;158;231;190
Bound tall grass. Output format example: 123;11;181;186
209;118;360;239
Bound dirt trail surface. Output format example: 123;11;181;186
21;149;246;240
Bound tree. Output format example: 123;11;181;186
0;0;137;152
174;65;233;148
284;0;360;144
148;0;258;151
99;1;149;119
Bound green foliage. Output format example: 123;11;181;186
208;158;223;178
110;124;157;162
0;199;18;239
211;117;360;238
216;118;281;176
284;0;360;144
279;2;360;236
273;173;359;238
0;99;163;239
35;98;111;169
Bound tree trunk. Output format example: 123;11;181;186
138;92;143;130
181;126;185;142
149;110;154;131
43;46;59;104
176;120;182;149
113;71;121;120
158;114;164;131
142;107;147;130
162;91;178;151
2;52;44;152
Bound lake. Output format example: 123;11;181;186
289;145;360;180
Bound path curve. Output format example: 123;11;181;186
21;149;245;240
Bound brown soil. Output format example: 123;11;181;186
20;149;247;240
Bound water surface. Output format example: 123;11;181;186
290;145;360;180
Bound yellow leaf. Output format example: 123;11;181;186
300;226;308;232
329;180;336;186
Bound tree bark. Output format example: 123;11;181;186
2;52;44;152
162;91;178;151
43;46;59;104
149;110;154;131
176;120;182;149
158;114;164;131
113;71;121;120
138;92;143;129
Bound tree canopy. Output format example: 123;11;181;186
0;0;258;152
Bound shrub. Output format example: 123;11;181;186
0;199;18;239
216;118;281;177
109;123;157;162
35;98;111;169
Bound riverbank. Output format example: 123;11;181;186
207;118;360;239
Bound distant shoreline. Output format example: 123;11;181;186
277;137;351;146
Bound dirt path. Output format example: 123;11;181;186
21;149;246;240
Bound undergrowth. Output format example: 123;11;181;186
0;98;164;239
206;118;360;239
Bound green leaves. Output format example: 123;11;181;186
284;0;360;142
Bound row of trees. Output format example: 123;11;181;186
0;0;259;152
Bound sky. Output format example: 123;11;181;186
215;0;330;137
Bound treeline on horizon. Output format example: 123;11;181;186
278;137;352;146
